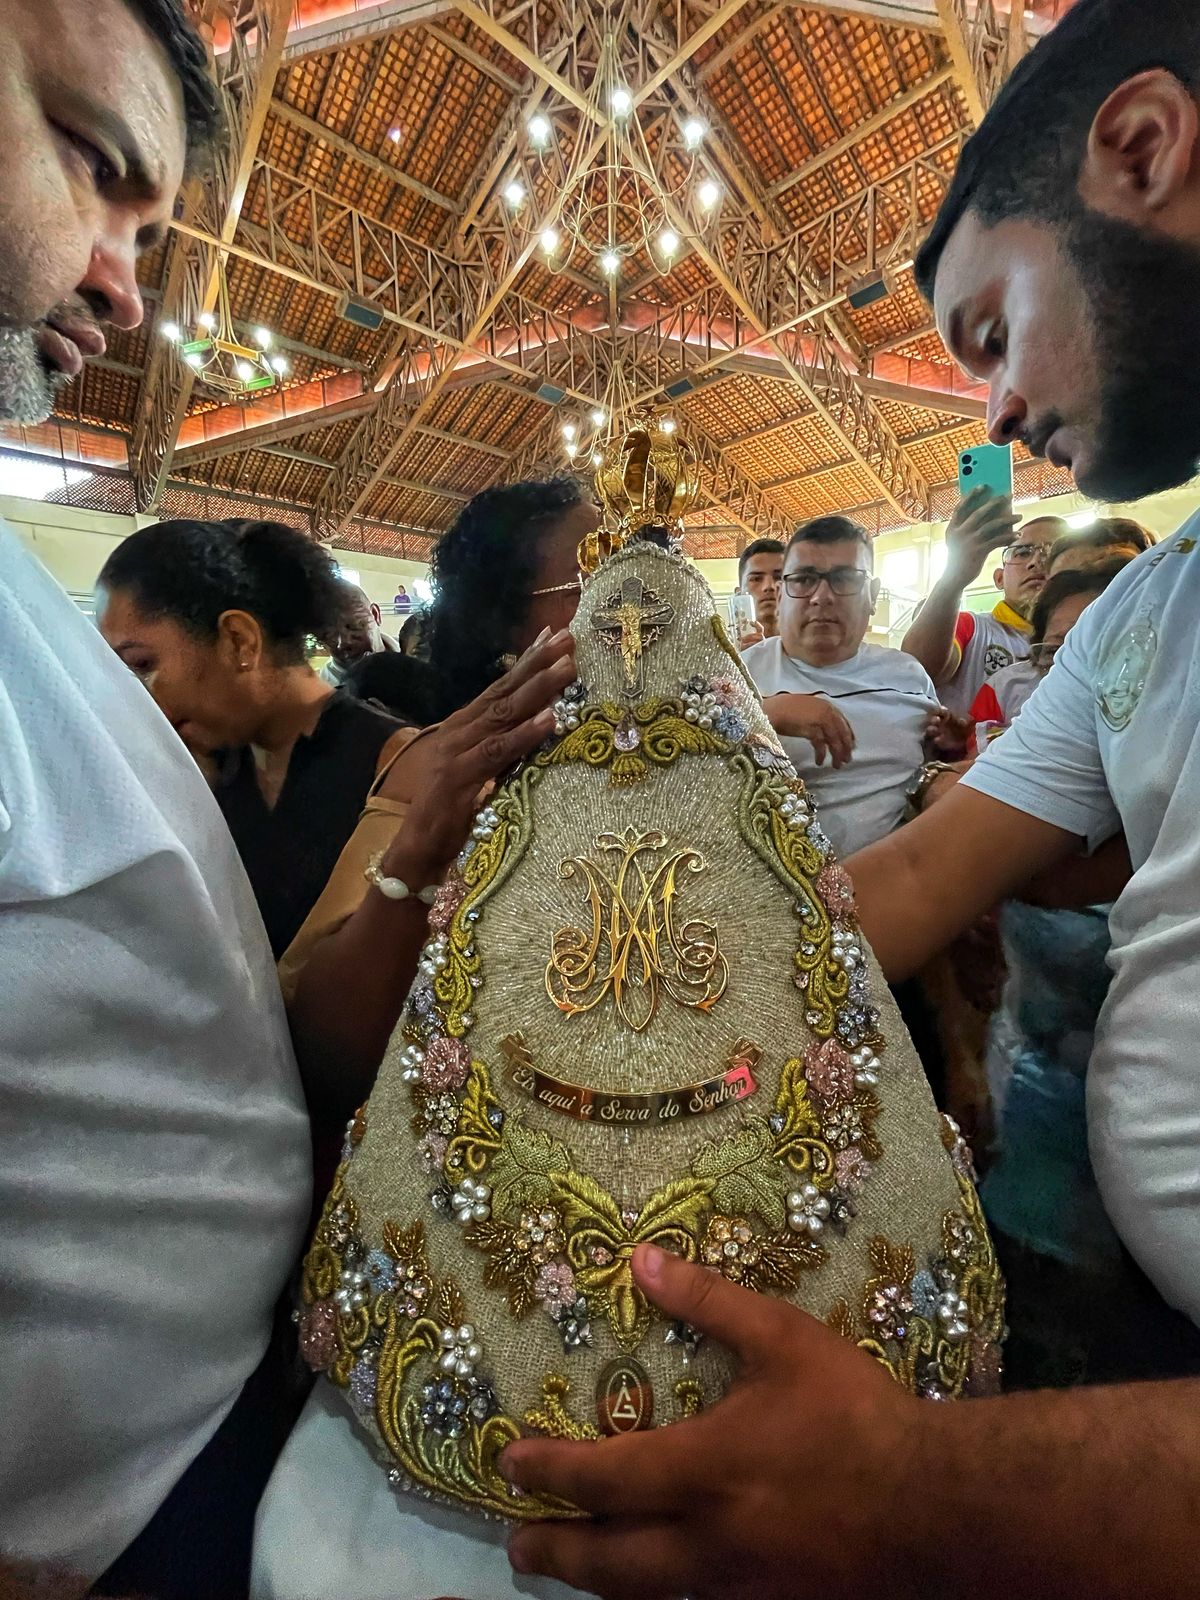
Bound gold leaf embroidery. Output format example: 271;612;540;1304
772;1057;836;1185
488;1119;572;1214
555;1169;713;1350
445;1057;503;1176
689;1116;786;1221
464;1219;540;1318
523;1375;601;1441
537;699;728;787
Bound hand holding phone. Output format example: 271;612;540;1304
729;592;761;646
958;442;1013;501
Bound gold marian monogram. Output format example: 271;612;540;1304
590;577;675;699
546;827;728;1032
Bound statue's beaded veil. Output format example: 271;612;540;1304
299;412;1003;1518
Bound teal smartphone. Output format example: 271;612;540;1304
958;442;1013;501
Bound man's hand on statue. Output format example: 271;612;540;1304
390;627;576;884
502;1243;931;1600
764;693;855;768
943;488;1019;587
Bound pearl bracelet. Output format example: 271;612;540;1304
364;851;440;905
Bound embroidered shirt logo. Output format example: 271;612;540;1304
1097;614;1157;731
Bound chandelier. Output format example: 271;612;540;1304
500;33;722;280
554;357;680;474
159;257;289;397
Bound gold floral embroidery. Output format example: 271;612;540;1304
700;1213;825;1290
537;699;728;787
445;1058;503;1175
733;758;847;1037
674;1379;705;1419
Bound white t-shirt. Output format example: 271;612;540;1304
964;514;1200;1324
943;600;1032;715
0;528;311;1579
743;636;940;857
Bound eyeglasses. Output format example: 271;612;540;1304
530;578;583;597
1029;642;1061;672
782;566;871;599
1003;541;1050;567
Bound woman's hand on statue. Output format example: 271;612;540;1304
389;627;576;886
501;1244;931;1600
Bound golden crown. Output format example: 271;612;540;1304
579;410;700;575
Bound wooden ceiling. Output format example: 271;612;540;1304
14;0;1078;562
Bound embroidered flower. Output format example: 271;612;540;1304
553;1293;592;1351
816;864;856;918
865;1280;914;1342
416;1130;448;1172
519;1207;566;1267
419;1091;461;1137
804;1040;856;1103
701;1215;762;1284
298;1300;336;1371
911;1268;940;1319
535;1259;576;1314
710;677;739;707
713;707;749;743
943;1212;977;1267
834;1147;873;1194
421;1376;470;1438
428;877;466;936
422;1035;469;1092
349;1352;378;1413
786;1183;831;1237
823;1100;866;1150
364;1249;397;1294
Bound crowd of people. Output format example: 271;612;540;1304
4;0;1200;1595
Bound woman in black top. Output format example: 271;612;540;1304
96;518;405;957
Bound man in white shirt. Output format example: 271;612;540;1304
500;5;1200;1597
732;537;785;645
0;1;311;1591
743;516;941;857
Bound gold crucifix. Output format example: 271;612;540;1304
590;577;675;700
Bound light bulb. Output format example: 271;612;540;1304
160;320;181;342
197;310;216;331
388;125;402;143
562;422;577;441
236;361;254;382
683;116;705;150
184;351;203;369
270;354;289;375
659;416;677;434
591;451;602;466
610;86;632;117
590;408;606;426
254;326;272;350
540;226;560;255
528;113;551;147
600;249;620;276
658;229;680;257
565;441;578;458
698;178;720;211
503;179;525;208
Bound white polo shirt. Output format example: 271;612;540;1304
964;514;1200;1324
743;636;940;857
0;528;311;1578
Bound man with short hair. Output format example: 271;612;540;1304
502;4;1200;1594
320;580;398;686
902;498;1066;712
744;516;940;857
0;2;314;1590
733;536;784;644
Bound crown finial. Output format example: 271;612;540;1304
579;409;699;575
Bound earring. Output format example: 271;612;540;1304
239;659;250;671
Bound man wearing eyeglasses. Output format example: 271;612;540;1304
902;492;1067;714
742;515;942;859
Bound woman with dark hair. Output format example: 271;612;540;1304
96;517;409;959
278;477;596;1114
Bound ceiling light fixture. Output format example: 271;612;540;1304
682;117;705;150
658;229;680;257
600;249;621;276
528;113;551;147
540;226;560;255
610;85;633;117
698;179;720;211
503;178;526;208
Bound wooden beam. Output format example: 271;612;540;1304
768;66;955;197
281;0;453;61
455;2;598;121
935;0;987;124
632;0;754;106
865;321;938;357
856;375;986;419
413;423;510;458
268;99;460;213
173;393;378;470
698;3;788;80
424;22;522;93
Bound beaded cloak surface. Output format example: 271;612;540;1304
300;537;1004;1519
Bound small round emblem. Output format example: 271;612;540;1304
595;1357;654;1435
